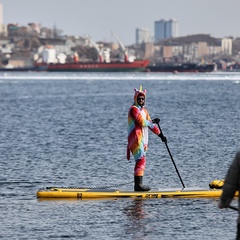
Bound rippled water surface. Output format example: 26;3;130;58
0;72;240;239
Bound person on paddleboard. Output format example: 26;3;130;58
219;151;240;239
127;85;167;191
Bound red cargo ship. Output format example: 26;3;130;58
34;36;150;72
43;59;149;72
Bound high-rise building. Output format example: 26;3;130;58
136;28;151;45
0;3;3;34
154;18;178;43
154;19;165;43
165;19;178;39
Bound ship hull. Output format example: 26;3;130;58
46;60;149;72
147;63;215;73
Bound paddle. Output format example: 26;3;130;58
157;122;186;189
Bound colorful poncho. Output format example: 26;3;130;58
127;87;160;160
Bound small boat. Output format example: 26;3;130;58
36;179;235;199
0;66;47;72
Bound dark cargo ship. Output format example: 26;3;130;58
146;63;215;73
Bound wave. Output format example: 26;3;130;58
0;71;240;81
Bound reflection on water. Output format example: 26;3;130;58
124;199;145;221
123;199;148;239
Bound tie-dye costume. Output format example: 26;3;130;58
127;87;160;176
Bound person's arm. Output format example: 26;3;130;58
149;116;167;142
130;107;152;127
219;152;240;208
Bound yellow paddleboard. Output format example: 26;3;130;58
36;186;237;199
36;180;236;199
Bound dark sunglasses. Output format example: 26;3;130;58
137;97;145;101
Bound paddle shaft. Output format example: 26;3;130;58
157;122;186;189
229;205;238;211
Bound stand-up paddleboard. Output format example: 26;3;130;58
36;179;236;199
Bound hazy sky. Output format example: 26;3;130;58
1;0;240;45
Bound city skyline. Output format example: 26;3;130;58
1;0;240;45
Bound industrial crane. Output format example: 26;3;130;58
112;31;129;62
89;38;103;63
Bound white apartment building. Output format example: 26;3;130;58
135;28;152;45
221;38;232;55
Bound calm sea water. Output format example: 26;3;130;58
0;72;240;240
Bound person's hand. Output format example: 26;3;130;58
152;118;160;124
158;132;167;142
